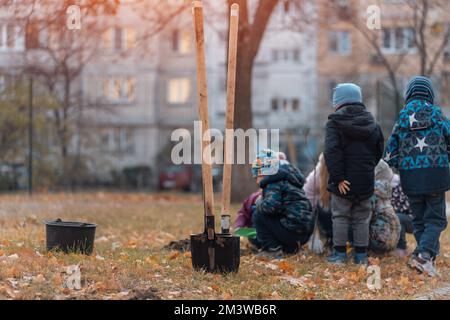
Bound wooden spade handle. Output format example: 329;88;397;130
221;3;239;216
192;1;215;226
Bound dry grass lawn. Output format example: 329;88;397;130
0;192;449;300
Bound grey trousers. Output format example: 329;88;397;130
331;194;372;248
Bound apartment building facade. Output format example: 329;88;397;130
0;0;319;183
316;0;450;142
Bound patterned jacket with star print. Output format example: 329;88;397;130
384;99;450;195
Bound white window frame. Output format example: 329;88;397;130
0;23;25;52
102;26;136;51
102;76;136;104
101;127;135;154
382;27;416;54
172;28;191;55
329;30;352;55
167;78;191;105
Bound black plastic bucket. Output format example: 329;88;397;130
44;219;96;255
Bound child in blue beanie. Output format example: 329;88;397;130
384;76;450;277
324;83;384;265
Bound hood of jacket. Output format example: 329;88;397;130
328;103;377;139
259;163;305;189
398;99;440;131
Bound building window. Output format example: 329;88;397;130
101;127;135;154
102;27;136;51
292;98;300;111
167;78;190;104
102;76;136;103
272;49;279;61
292;48;301;62
271;98;301;112
271;48;301;63
382;27;415;53
329;31;351;55
0;23;24;51
172;29;191;54
271;98;279;111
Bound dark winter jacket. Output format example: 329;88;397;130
256;164;315;237
324;103;384;201
384;99;450;195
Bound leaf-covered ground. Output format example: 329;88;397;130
0;192;449;300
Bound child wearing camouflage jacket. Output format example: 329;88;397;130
385;76;450;277
369;160;401;253
251;150;315;258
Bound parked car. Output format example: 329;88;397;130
159;165;193;191
159;164;223;193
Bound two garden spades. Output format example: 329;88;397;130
190;1;241;273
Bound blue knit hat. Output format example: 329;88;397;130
332;83;363;108
405;76;435;103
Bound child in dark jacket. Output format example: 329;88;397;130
251;150;315;258
324;83;384;265
385;76;450;277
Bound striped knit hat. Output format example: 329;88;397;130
405;76;435;104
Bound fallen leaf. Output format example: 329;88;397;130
278;261;294;273
397;276;410;287
305;291;316;300
348;272;359;283
346;292;356;300
1;240;11;247
34;274;46;283
358;265;366;277
211;284;221;292
169;251;180;260
222;292;233;300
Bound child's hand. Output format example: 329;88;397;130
338;180;351;195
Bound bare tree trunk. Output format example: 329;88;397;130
231;51;256;202
229;0;279;203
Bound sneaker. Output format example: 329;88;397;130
392;248;409;258
354;252;369;266
408;252;439;277
327;250;348;265
255;246;284;260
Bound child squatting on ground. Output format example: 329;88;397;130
250;150;315;259
324;83;384;265
304;156;407;256
385;76;450;277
